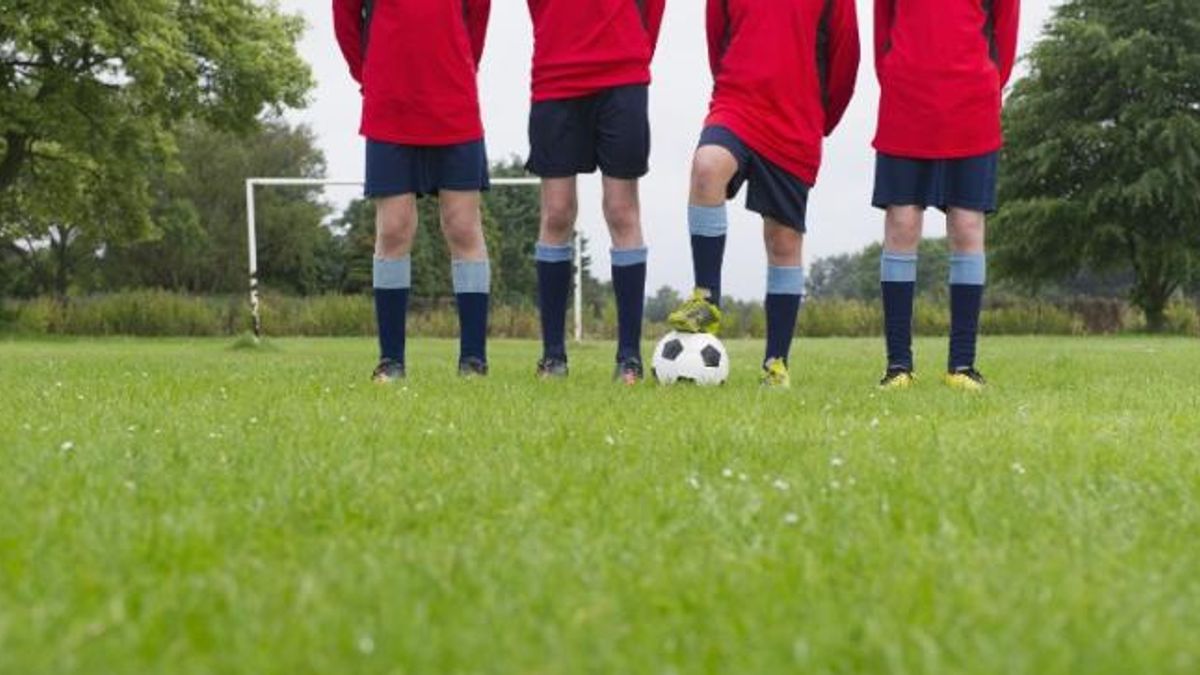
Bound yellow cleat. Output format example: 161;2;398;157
878;368;916;390
944;368;987;392
667;289;723;334
761;358;791;389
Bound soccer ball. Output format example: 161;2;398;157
651;331;730;386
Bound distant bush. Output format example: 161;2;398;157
981;303;1082;336
3;291;1198;338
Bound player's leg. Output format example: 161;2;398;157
534;177;578;376
761;219;805;388
688;145;739;306
439;189;491;376
366;140;420;383
668;127;747;335
881;206;923;387
371;195;418;382
742;152;812;389
943;151;997;390
596;85;652;383
873;153;929;388
945;207;988;390
602;176;648;382
526;94;594;378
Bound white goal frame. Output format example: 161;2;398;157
244;177;584;342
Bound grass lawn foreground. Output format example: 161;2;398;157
1;336;1198;674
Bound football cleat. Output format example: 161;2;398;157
667;289;723;334
613;355;645;385
879;367;916;390
944;367;986;391
536;356;569;379
372;358;406;383
458;357;489;378
761;357;791;389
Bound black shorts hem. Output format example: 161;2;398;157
599;167;648;181
365;183;489;199
872;198;997;215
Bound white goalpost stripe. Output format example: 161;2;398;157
244;178;583;344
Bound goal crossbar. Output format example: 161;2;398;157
244;177;583;342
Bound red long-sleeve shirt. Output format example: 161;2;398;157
705;0;860;185
526;0;666;102
333;0;491;145
873;0;1020;158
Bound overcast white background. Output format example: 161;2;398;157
281;0;1056;300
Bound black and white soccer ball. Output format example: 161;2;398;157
651;331;730;386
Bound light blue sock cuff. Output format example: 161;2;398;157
950;253;987;286
881;252;918;283
688;205;729;238
535;242;574;263
611;246;649;267
767;266;805;296
374;257;412;290
452;259;491;294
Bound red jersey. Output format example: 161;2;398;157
873;0;1020;158
705;0;860;185
526;0;666;102
333;0;491;145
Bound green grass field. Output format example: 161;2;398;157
2;337;1199;674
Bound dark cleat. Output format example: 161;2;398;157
613;355;644;385
372;358;406;384
458;357;489;378
536;356;569;379
944;367;986;392
878;367;915;390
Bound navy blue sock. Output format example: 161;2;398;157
689;205;728;306
375;289;409;363
612;247;648;361
452;259;490;364
535;243;573;360
765;266;805;364
455;293;489;362
949;253;987;372
881;252;918;371
691;236;726;306
373;257;412;363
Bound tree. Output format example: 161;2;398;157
0;0;312;293
992;0;1200;330
645;285;682;322
102;119;333;295
487;157;541;305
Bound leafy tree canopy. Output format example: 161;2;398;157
992;0;1200;330
0;0;312;260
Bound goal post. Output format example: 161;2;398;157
244;177;583;343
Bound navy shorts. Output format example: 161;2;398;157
526;85;650;180
698;126;812;232
872;151;999;213
365;138;490;199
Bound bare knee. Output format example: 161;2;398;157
690;147;737;205
540;182;577;245
764;221;803;267
603;177;643;249
440;192;486;259
375;196;417;258
884;207;924;253
947;208;986;254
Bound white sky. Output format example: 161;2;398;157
282;0;1057;300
